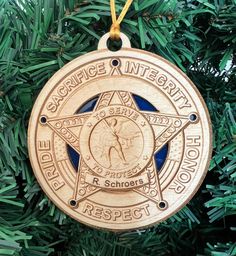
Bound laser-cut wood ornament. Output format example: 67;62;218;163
28;33;212;231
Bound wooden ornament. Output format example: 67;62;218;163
28;33;212;231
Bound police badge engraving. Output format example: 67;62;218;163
28;32;212;231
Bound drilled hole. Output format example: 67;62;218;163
189;113;198;122
107;37;122;51
159;201;166;209
112;59;119;66
70;199;77;207
40;116;47;124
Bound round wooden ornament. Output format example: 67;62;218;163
28;32;212;231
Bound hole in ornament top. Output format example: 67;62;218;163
107;37;122;51
112;59;119;67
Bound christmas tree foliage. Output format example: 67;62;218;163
0;0;236;255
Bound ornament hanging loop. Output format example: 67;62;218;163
98;32;131;50
110;23;120;41
109;0;133;40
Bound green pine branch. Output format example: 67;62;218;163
0;0;235;255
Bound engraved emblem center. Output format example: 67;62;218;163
80;105;155;177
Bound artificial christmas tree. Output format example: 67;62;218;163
0;0;235;255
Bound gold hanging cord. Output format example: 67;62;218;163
110;0;133;40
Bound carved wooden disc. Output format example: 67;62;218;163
28;33;212;231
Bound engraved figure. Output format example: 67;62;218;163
101;118;127;168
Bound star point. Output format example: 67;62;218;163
42;90;195;207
